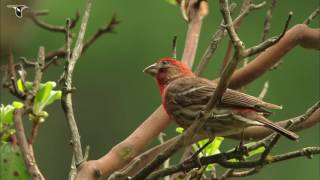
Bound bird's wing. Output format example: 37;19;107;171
165;77;281;112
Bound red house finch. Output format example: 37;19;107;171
144;57;298;140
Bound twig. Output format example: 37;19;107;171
216;169;233;180
195;22;225;76
271;147;320;162
148;143;320;179
42;56;58;71
61;0;93;173
82;13;120;54
219;167;261;179
258;81;269;99
27;47;46;145
303;7;319;25
13;47;46;180
197;0;266;75
14;109;45;180
158;133;170;180
172;35;178;58
221;1;267;74
6;49;25;99
228;24;320;90
261;0;277;41
28;121;40;145
195;3;239;76
27;10;79;33
196;1;243;76
269;60;283;70
243;12;293;57
44;14;119;61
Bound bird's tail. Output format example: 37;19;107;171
261;102;283;110
255;116;299;141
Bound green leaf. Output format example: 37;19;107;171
175;127;184;134
1;105;14;125
16;79;25;93
1;129;16;142
34;81;55;106
33;81;61;115
44;91;62;107
23;81;33;91
247;146;265;157
12;102;24;109
0;143;29;179
165;0;178;5
207;137;224;155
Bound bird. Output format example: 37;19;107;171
7;5;28;18
143;57;299;140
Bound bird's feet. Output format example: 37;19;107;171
182;139;214;168
235;130;249;159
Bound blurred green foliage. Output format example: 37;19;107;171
0;0;319;179
0;143;29;180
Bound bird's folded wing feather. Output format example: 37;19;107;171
165;77;281;111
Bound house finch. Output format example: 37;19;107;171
144;57;298;140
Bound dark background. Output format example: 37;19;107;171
0;0;319;179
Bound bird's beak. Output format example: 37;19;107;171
143;63;158;77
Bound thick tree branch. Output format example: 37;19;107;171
181;0;208;66
227;24;320;89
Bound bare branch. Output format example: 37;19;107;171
172;35;178;59
225;168;261;178
220;1;266;74
27;10;79;33
44;14;119;62
195;3;237;76
148;143;319;179
303;7;320;25
82;13;120;54
261;0;277;41
5;50;26;99
243;12;293;57
228;24;320;89
61;0;93;173
258;81;269;99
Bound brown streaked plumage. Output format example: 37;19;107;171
144;57;299;140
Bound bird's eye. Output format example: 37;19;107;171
160;61;169;66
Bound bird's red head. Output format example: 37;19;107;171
143;57;194;94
